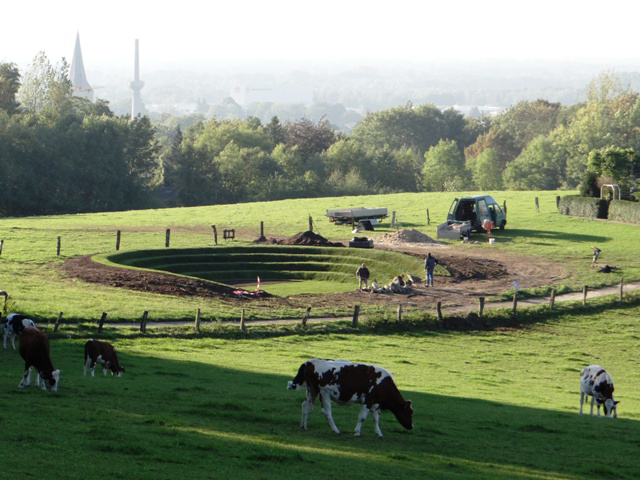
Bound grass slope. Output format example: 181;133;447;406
1;302;639;479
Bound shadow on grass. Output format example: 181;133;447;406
496;228;610;243
4;347;638;480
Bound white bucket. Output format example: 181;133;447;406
489;238;495;244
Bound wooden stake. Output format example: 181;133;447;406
583;285;588;305
352;305;360;328
260;221;264;238
426;209;431;226
620;278;624;301
56;236;61;256
478;297;485;318
165;229;170;248
0;239;4;255
302;306;311;328
98;312;107;332
512;293;518;315
212;225;218;245
397;304;403;322
308;215;313;232
54;312;63;332
240;309;246;331
436;301;442;323
116;230;121;251
391;211;396;228
195;308;201;332
140;311;149;332
549;289;555;310
535;196;540;213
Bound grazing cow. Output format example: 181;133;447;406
287;358;413;437
3;313;36;350
580;365;618;417
18;327;60;392
84;339;124;377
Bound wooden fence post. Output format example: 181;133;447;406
549;289;555;310
0;290;7;313
195;308;201;332
98;312;107;332
391;211;396;228
116;230;121;251
352;305;360;328
301;306;311;328
56;236;61;256
503;200;507;214
140;311;149;332
478;297;485;318
583;285;588;305
54;312;63;332
308;215;313;232
212;225;218;245
0;239;4;255
260;221;264;238
426;209;431;226
240;309;246;331
512;293;518;316
397;304;403;322
556;196;561;208
535;196;540;213
165;229;170;248
436;301;443;323
620;278;624;301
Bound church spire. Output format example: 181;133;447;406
70;32;94;102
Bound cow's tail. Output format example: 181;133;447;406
287;362;308;390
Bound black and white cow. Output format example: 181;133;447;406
84;339;125;377
3;313;36;350
580;365;618;417
18;327;60;392
287;358;413;437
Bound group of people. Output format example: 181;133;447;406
355;252;439;293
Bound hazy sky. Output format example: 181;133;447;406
4;0;640;72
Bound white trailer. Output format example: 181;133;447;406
325;207;388;225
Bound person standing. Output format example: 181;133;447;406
356;263;370;291
424;252;439;287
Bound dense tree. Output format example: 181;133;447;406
0;62;21;114
284;118;336;162
503;135;565;190
470;148;504;190
421;139;468;192
17;52;72;115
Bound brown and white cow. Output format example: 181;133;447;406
18;327;60;392
4;313;36;350
580;365;618;417
84;339;124;377
287;358;413;437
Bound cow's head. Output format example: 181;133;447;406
113;366;125;377
43;370;60;392
599;398;619;418
287;380;303;390
394;400;413;430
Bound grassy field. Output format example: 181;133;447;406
1;300;639;479
1;190;640;479
0;189;638;323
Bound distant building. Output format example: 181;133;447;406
230;85;313;106
129;39;145;118
69;32;94;102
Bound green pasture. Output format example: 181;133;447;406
0;189;638;322
1;300;639;479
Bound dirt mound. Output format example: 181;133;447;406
442;312;489;331
377;229;440;245
278;231;344;247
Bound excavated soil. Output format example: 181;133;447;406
60;234;569;311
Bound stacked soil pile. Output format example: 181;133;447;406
279;231;344;247
377;229;439;245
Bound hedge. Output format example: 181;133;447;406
608;199;640;224
557;195;609;218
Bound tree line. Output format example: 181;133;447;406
1;55;639;217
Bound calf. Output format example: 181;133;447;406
18;327;60;392
580;365;618;417
3;313;36;350
84;339;124;377
287;358;413;437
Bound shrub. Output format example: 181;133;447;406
557;195;609;218
608;199;640;224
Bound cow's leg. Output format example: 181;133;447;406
83;356;92;376
11;334;16;350
320;393;340;434
354;404;370;437
589;396;595;416
103;361;110;376
19;366;32;389
3;330;7;349
579;391;585;415
370;407;383;438
301;391;315;430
